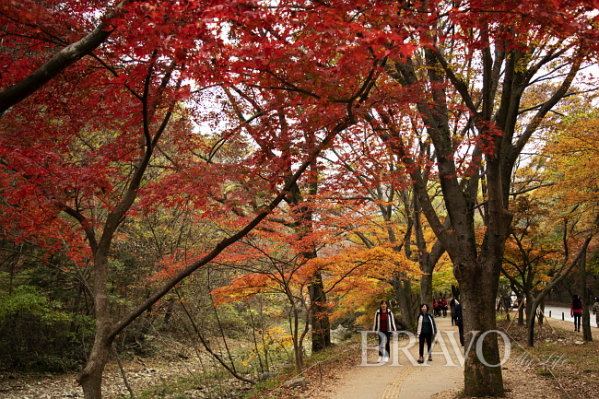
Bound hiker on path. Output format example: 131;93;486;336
433;299;440;317
593;296;599;328
449;297;457;325
571;293;583;332
453;300;464;346
416;303;437;363
373;300;397;363
441;297;448;317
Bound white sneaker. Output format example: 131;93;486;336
377;356;382;362
383;356;389;362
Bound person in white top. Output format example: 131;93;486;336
372;300;397;362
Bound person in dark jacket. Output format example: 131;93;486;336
453;300;464;346
593;296;599;328
449;297;457;325
373;300;397;362
571;293;583;332
416;303;437;363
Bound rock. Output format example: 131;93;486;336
284;377;306;388
330;325;351;340
259;371;278;381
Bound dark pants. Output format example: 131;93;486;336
378;331;392;357
418;332;433;357
573;313;582;331
457;324;464;346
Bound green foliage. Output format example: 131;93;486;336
0;280;81;324
588;248;599;275
0;270;95;372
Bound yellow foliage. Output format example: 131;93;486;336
241;326;294;366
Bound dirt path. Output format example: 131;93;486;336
312;312;599;399
310;317;464;399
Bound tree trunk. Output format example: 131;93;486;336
517;296;525;326
78;253;114;399
392;274;416;328
287;167;332;353
459;259;505;397
454;254;505;397
291;304;304;371
420;271;433;311
524;293;534;327
527;298;541;347
309;272;331;352
580;247;593;342
79;334;113;399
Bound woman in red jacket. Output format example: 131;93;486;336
372;300;397;362
571;293;583;332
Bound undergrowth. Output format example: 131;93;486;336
497;317;599;399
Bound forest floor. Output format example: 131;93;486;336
1;312;599;399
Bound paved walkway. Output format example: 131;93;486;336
325;317;464;399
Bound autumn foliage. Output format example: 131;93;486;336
3;0;599;397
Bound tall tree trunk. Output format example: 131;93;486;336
392;273;416;328
527;298;539;348
580;246;593;342
288;171;332;353
79;253;114;399
290;301;304;371
459;259;504;397
524;293;534;327
419;271;434;310
309;272;331;352
517;295;525;326
79;332;112;399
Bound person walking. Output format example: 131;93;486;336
453;300;464;346
449;297;457;325
593;296;599;328
373;300;397;362
571;293;583;332
441;297;448;317
416;303;437;363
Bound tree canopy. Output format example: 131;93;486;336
2;0;599;398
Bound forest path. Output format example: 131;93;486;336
310;317;464;399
